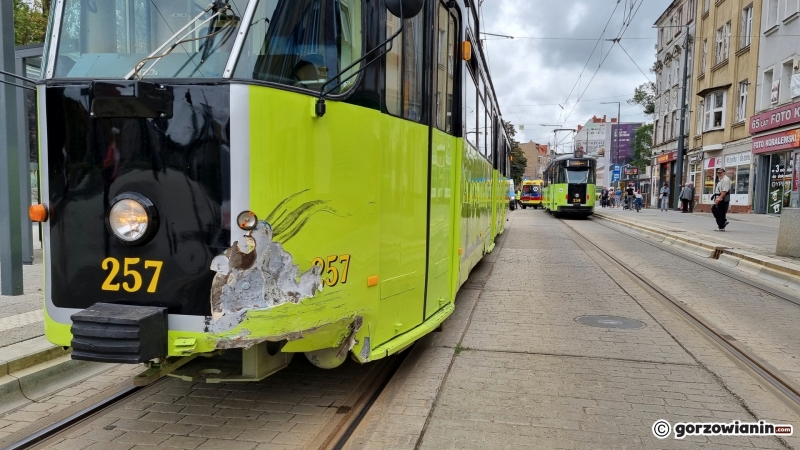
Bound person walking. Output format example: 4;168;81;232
601;187;609;208
634;190;643;212
712;167;731;231
679;183;693;213
688;182;696;213
659;182;670;211
625;183;635;210
615;187;622;208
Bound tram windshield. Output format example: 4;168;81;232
561;169;595;184
51;0;363;88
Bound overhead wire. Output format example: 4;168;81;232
557;0;623;124
562;0;647;124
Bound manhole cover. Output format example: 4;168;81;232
575;315;646;330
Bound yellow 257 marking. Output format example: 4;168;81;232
312;254;351;287
101;257;163;293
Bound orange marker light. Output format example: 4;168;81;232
462;41;472;61
29;204;48;222
367;276;379;287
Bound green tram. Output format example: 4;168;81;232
542;154;597;218
31;0;511;381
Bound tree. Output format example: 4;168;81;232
628;82;656;116
14;0;50;46
631;123;653;171
503;120;527;187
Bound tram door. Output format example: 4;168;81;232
426;3;459;319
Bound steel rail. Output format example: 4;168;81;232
593;215;800;310
560;218;800;408
1;385;143;450
318;349;410;450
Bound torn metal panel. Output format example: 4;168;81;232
209;221;323;333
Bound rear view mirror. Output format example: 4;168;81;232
386;0;425;19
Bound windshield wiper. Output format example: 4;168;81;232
124;1;235;80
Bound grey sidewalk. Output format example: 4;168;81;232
0;228;62;378
595;207;783;257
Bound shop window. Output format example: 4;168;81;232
736;166;750;195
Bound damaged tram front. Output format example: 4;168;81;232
34;0;484;383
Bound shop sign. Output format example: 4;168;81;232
752;129;800;154
703;157;723;170
724;152;751;166
748;99;800;134
657;151;677;164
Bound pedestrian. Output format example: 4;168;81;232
601;187;609;208
625;183;635;210
634;189;643;212
659;182;670;211
515;189;521;209
615;187;622;208
679;182;693;213
712;167;731;231
688;182;695;213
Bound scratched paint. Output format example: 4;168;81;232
209;221;323;330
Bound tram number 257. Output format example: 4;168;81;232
312;255;351;287
101;257;163;293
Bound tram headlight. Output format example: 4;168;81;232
108;193;158;244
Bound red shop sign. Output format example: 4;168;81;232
657;151;677;164
752;129;800;154
748;100;800;134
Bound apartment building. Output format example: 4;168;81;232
749;0;800;214
688;0;762;213
518;141;549;179
653;0;697;209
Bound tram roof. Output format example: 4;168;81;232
552;154;597;162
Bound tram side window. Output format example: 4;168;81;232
476;94;486;155
435;4;457;133
386;10;424;120
464;70;478;149
236;0;363;94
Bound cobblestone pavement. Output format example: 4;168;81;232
417;210;800;449
6;210;800;449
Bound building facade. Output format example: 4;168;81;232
652;0;697;209
688;0;762;213
575;116;643;189
748;0;800;215
519;141;550;179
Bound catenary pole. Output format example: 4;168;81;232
674;27;690;210
0;0;23;295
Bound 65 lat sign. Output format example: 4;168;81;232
749;100;800;134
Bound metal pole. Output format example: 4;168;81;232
674;28;690;210
0;1;23;295
15;52;33;265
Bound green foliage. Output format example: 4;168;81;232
14;0;50;46
504;120;527;187
628;82;656;116
631;123;654;171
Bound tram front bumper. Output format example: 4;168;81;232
556;205;594;215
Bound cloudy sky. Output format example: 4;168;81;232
479;0;672;149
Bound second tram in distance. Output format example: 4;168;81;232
542;154;597;218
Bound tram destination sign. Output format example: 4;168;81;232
567;159;588;167
749;100;800;134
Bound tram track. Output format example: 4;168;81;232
557;217;800;411
592;215;800;310
2;349;408;450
